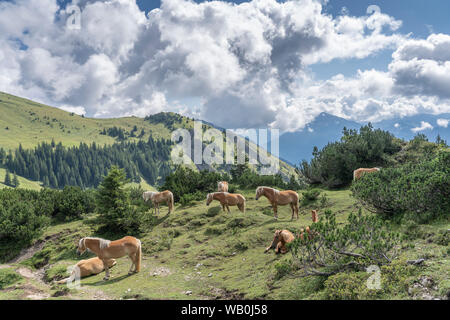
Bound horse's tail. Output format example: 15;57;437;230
169;192;174;213
135;238;142;273
55;269;76;284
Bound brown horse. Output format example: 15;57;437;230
206;192;246;213
311;210;319;223
56;257;117;284
143;190;174;215
217;181;229;192
255;186;299;220
353;167;380;181
265;229;295;254
76;236;141;280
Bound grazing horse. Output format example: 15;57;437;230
76;236;141;280
217;181;229;192
311;210;319;223
206;192;246;213
143;190;174;215
265;230;295;254
255;186;299;220
56;257;117;284
353;167;380;181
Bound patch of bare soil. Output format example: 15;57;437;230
150;266;172;277
207;286;245;300
8;230;71;264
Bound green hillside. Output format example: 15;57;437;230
0;168;42;191
0;92;297;189
0;187;448;300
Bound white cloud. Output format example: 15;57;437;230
411;121;433;133
437;118;449;128
0;0;448;132
394;123;400;128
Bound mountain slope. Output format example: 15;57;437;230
0;92;297;188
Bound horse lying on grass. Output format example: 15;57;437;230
353;167;380;181
255;186;299;220
143;190;174;215
56;257;116;284
206;192;246;213
265;230;295;254
76;236;141;280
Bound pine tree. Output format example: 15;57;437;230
13;173;19;188
4;170;11;186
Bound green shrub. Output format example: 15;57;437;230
0;269;22;289
274;260;292;280
290;209;400;277
180;191;204;206
0;199;50;244
301;124;400;188
351;149;450;223
300;189;321;206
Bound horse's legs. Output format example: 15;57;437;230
103;259;111;280
128;253;136;274
226;205;230;213
272;203;278;219
290;203;295;220
222;203;226;212
295;203;299;219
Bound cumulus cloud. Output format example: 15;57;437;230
437;118;449;128
0;0;448;132
411;121;433;133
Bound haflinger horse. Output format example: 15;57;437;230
311;210;319;223
143;190;174;215
217;181;229;192
265;230;295;254
56;257;116;284
353;167;380;181
76;236;141;280
255;186;299;220
206;192;246;213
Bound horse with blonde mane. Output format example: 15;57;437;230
76;236;141;280
265;229;295;254
206;192;246;213
255;186;299;220
353;167;381;181
143;190;174;215
56;257;117;284
217;181;229;192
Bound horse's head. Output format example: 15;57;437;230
76;238;87;256
206;193;213;206
255;187;263;200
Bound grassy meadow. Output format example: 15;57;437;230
0;187;448;300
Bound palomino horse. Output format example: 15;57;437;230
143;190;174;215
353;167;380;181
56;257;116;284
217;181;229;192
206;192;246;213
311;210;319;223
255;186;299;220
265;229;295;254
76;236;141;280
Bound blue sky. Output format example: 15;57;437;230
1;0;449;131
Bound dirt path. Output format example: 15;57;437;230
0;231;113;300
